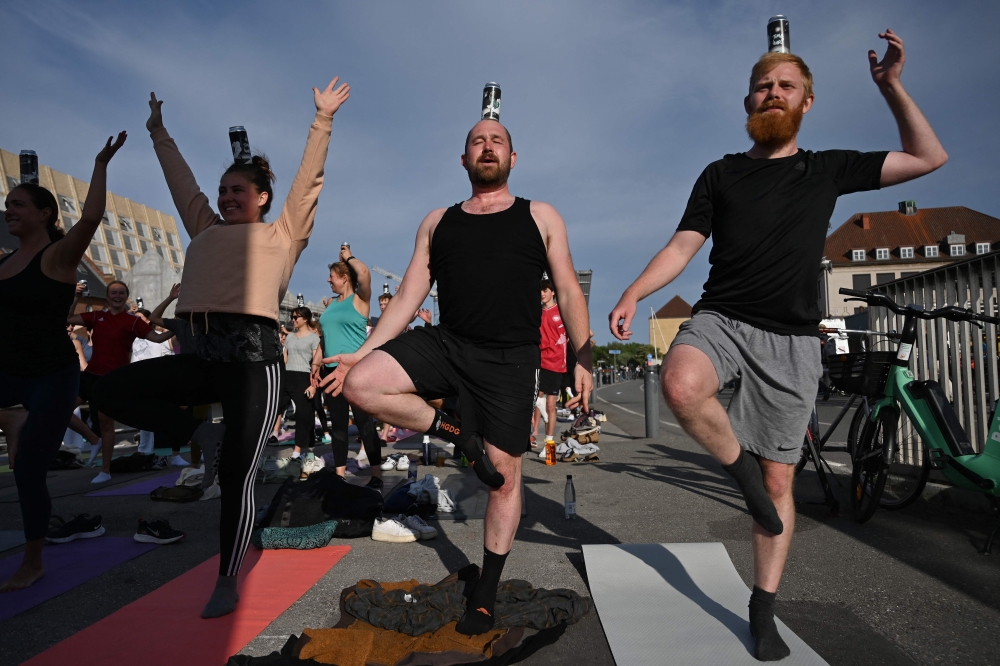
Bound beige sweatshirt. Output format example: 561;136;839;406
150;112;332;321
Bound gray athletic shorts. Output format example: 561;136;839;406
670;310;822;464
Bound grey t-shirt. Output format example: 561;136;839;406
285;331;320;373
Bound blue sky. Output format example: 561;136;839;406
2;1;998;343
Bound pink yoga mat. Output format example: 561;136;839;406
85;470;182;497
0;537;158;621
25;545;351;666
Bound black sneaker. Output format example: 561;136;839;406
366;477;384;490
134;519;186;544
46;514;105;543
267;434;280;445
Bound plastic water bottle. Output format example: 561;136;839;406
422;435;431;466
564;475;576;520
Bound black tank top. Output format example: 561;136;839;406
0;245;77;377
431;197;548;348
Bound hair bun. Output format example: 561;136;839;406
251;154;276;183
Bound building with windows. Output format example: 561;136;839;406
649;295;692;355
820;202;1000;317
0;147;185;280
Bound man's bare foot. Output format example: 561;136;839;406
0;563;44;592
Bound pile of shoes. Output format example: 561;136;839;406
300;452;325;479
560;413;601;445
260;455;303;484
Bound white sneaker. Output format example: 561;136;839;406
380;455;398;471
371;517;418;543
396;455;410;471
401;514;437;540
356;448;370;469
170;455;190;467
91;471;111;484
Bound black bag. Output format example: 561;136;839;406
109;452;157;473
49;450;83;470
260;469;383;528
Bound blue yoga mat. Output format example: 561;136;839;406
0;537;157;620
85;470;182;497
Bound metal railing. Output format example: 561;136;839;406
870;251;1000;461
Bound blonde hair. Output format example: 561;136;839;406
749;52;813;99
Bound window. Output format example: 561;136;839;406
136;221;149;238
900;247;914;259
154;245;164;257
118;216;132;232
103;229;122;247
151;228;163;243
901;272;920;279
166;232;179;248
102;211;116;227
876;272;896;285
925;245;939;258
950;244;966;257
89;244;106;263
140;240;152;253
58;195;76;214
109;249;125;267
63;217;78;230
127;253;140;266
170;249;181;264
851;249;866;262
875;248;890;260
852;274;872;292
977;242;992;255
122;235;137;252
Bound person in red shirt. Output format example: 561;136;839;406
68;280;173;483
533;279;567;444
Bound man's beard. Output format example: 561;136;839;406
467;154;511;188
746;99;805;146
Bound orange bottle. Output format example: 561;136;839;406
545;437;557;466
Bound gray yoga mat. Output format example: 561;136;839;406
0;530;26;552
583;543;828;665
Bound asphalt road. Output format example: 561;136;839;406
1;382;998;664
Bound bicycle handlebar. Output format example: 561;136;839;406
838;288;1000;325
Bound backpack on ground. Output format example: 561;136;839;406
259;469;382;529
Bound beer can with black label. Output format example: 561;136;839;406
80;280;90;298
767;15;790;53
19;150;39;185
228;126;251;164
383;283;390;295
297;293;305;307
482;83;501;121
136;297;144;309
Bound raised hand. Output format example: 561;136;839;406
168;283;181;300
416;308;433;324
96;131;127;165
608;296;636;341
339;244;352;262
319;351;359;396
869;29;905;89
146;92;164;132
313;77;351;117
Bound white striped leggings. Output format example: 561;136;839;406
95;355;280;576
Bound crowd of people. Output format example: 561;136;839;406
1;27;947;661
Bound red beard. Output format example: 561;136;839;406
746;99;805;146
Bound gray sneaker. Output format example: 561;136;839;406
401;514;438;540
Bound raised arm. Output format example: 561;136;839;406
150;283;180;327
532;201;594;410
145;329;175;344
872;30;948;187
275;77;350;244
46;133;127;281
342;245;372;310
146;93;221;238
609;230;706;340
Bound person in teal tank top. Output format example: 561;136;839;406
318;245;383;486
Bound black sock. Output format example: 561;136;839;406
748;586;790;661
723;450;783;535
426;410;504;488
456;548;509;636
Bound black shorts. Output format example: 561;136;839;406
78;370;101;403
537;369;563;395
378;326;539;456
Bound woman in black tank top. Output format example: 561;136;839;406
0;132;126;593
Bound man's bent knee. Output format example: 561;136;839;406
761;460;795;498
662;353;718;415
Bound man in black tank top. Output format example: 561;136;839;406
321;118;593;635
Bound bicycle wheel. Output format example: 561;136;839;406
846;397;872;462
879;443;930;510
851;406;897;523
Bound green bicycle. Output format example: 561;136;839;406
839;288;1000;553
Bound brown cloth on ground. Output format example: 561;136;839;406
297;629;373;666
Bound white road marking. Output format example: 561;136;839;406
595;394;683;429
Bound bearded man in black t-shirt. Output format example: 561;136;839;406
610;30;946;661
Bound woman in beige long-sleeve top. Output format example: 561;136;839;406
95;78;349;618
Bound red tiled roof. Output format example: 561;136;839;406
825;206;1000;266
653;295;692;318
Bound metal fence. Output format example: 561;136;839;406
870;251;1000;462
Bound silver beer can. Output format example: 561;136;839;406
228;126;251;164
767;15;790;54
19;150;39;185
296;293;305;307
481;83;501;121
383;283;390;294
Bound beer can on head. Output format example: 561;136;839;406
382;283;390;295
481;83;501;121
228;126;251;165
767;15;790;54
19;150;39;185
296;293;305;307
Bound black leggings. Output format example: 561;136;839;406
1;364;79;542
284;370;315;450
94;355;281;576
320;366;380;467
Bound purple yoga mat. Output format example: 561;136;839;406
0;537;157;620
85;470;182;497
